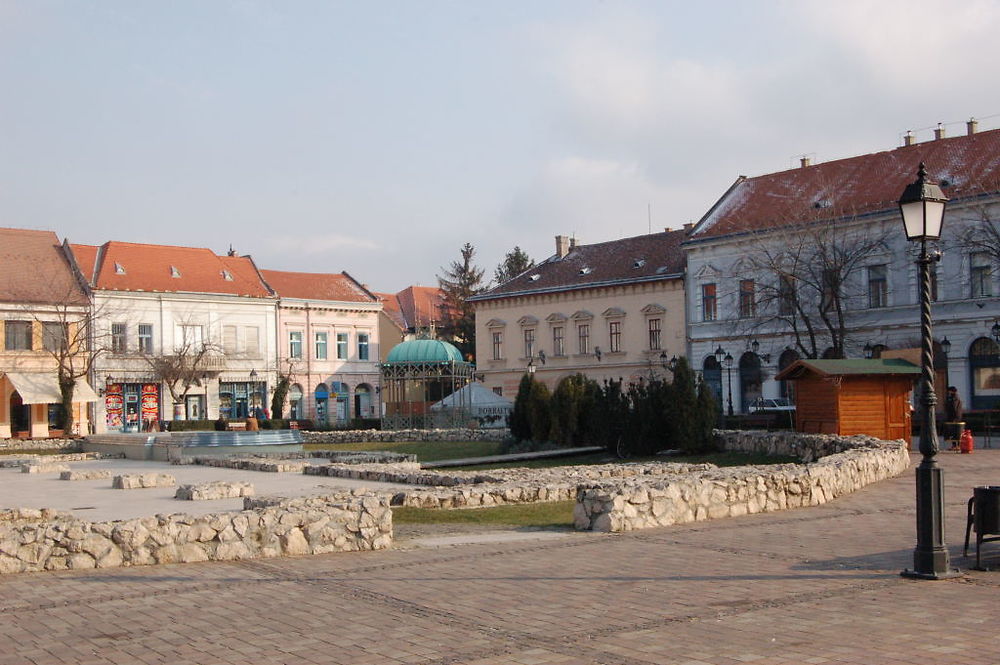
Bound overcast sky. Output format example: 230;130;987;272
3;1;1000;293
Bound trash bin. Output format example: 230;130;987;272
964;485;1000;569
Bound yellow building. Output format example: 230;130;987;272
471;231;688;397
0;228;97;438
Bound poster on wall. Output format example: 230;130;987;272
141;384;159;422
105;384;123;428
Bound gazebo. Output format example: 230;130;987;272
379;339;473;429
775;358;919;441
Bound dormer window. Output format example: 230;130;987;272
579;267;592;275
633;259;646;268
813;199;832;209
170;266;181;278
528;274;541;282
221;270;234;281
114;262;126;275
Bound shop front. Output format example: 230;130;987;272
105;382;161;432
219;380;266;420
1;372;98;438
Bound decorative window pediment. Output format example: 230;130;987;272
602;307;626;319
517;315;539;327
570;310;593;322
545;312;567;323
694;263;721;279
485;318;507;329
640;303;666;316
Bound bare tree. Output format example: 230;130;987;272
733;217;893;359
142;326;222;419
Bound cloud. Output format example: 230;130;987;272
269;233;379;255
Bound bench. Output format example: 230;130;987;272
227;422;247;431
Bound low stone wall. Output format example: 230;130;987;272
0;490;392;574
21;463;70;474
301;428;507;444
0;438;81;453
0;452;106;469
574;433;910;532
175;481;255;500
112;473;177;489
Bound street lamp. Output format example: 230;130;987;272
898;162;956;580
992;321;1000;344
527;357;535;375
863;341;874;359
723;352;734;417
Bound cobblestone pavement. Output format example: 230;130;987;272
2;450;999;665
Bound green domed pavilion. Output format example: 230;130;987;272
380;338;473;429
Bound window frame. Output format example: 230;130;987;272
971;253;993;298
647;318;661;351
577;323;590;355
867;264;888;309
138;324;153;354
289;330;303;359
609;320;622;353
357;332;370;360
552;326;565;356
42;322;66;352
315;331;328;360
111;322;127;354
336;332;349;360
701;283;717;322
491;331;503;360
738;279;756;319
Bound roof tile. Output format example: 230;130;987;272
0;227;86;305
261;269;376;303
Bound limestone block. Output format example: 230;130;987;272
112;473;176;489
21;463;70;474
60;470;112;481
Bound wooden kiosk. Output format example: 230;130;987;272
774;359;920;440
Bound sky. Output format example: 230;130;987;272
2;1;1000;293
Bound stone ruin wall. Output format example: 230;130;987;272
0;490;391;575
301;428;506;444
574;431;911;532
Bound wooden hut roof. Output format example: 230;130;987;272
775;358;920;381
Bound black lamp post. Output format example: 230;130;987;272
992;321;1000;344
898;162;957;580
723;352;734;417
863;341;874;359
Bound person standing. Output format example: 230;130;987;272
944;386;963;450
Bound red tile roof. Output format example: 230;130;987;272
373;292;407;331
473;230;686;301
70;242;272;297
0;227;87;305
692;128;1000;241
395;286;449;330
261;269;376;303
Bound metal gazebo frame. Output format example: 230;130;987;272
379;357;473;430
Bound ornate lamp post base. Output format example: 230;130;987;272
901;461;961;580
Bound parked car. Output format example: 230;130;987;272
749;397;796;413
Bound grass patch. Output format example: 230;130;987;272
303;440;502;462
461;450;801;471
393;500;575;528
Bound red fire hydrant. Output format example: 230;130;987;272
959;429;974;454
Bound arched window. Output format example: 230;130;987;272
777;349;800;400
289;384;304;420
738;352;762;414
354;384;373;419
703;356;722;413
331;381;350;421
314;383;329;423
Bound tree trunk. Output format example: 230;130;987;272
59;378;76;436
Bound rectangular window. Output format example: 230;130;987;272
43;322;66;352
315;332;328;360
492;331;503;360
111;322;127;353
179;324;203;349
223;325;238;354
492;386;503;396
244;326;260;357
868;265;888;308
336;332;348;359
577;324;590;355
289;331;303;359
609;321;622;353
4;321;32;351
357;333;370;360
138;324;153;354
701;284;717;322
778;275;796;316
971;253;992;298
552;326;564;356
523;329;535;358
738;279;756;318
648;319;661;351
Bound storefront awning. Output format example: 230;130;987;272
2;372;100;404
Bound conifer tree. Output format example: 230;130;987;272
437;242;485;359
508;373;533;442
493;246;535;287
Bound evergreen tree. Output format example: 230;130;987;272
509;373;533;442
670;357;700;454
437;242;485;359
695;376;720;452
493;246;535;287
549;374;590;447
527;379;552;444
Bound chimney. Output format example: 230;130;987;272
663;226;672;233
569;236;577;249
934;123;946;140
800;156;811;168
683;222;694;233
903;130;916;146
968;117;979;135
555;235;570;258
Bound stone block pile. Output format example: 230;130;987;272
175;481;255;501
112;473;177;489
0;489;391;574
0;438;81;453
60;470;112;481
0;452;105;469
21;463;70;474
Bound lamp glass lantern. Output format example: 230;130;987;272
898;162;948;241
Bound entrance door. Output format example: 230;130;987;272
10;392;28;434
186;395;203;420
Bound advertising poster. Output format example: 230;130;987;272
105;384;123;428
141;384;159;421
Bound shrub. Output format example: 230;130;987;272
527;379;552;443
508;373;533;442
549;374;595;447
